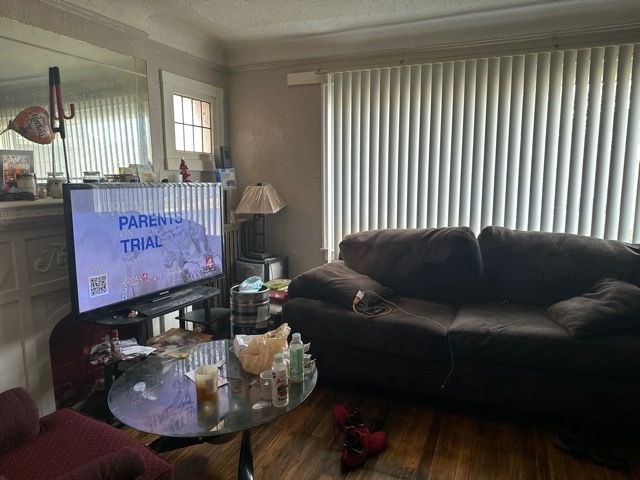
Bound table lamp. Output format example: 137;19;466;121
236;183;286;260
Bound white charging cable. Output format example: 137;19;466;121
352;290;455;390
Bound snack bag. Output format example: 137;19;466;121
238;323;291;374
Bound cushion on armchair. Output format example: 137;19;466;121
548;279;640;338
288;260;392;309
339;227;485;303
0;408;173;480
57;447;146;480
0;387;40;456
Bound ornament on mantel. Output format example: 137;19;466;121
0;106;55;144
179;158;192;182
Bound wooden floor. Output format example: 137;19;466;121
125;381;639;479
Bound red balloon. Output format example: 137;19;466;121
2;106;55;144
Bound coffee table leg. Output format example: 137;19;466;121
238;429;254;480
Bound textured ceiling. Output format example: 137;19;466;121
58;0;640;68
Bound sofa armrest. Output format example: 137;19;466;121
55;447;146;480
289;260;393;309
0;387;40;456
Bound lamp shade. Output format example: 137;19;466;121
236;183;286;215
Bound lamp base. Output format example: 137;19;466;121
245;251;274;261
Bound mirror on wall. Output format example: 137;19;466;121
0;19;151;183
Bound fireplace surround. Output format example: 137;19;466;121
0;199;70;415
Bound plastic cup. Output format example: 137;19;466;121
194;365;218;401
260;370;273;400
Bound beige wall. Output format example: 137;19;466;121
228;67;324;276
0;0;225;179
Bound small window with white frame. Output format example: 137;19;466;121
161;71;224;170
173;94;212;154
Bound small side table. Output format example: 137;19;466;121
176;307;231;339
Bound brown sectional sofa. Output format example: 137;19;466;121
283;226;640;423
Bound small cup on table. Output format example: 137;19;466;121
195;365;219;402
259;370;273;401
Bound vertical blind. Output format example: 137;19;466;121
0;95;150;181
324;43;640;259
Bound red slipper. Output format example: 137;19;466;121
340;426;387;468
333;403;364;431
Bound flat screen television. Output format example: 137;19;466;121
63;182;224;320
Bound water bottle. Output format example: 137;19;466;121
271;353;289;407
111;329;122;359
289;333;304;383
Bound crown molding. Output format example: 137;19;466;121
40;0;149;40
226;22;640;73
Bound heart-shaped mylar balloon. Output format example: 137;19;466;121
1;106;55;144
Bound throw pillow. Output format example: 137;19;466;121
547;279;640;338
339;227;485;303
288;261;393;309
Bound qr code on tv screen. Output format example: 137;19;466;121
89;274;108;298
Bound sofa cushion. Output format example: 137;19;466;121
0;409;173;480
0;387;40;456
548;279;640;338
285;296;458;362
288;261;393;308
449;303;640;378
339;227;484;303
478;226;640;306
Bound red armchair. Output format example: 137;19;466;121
0;388;173;480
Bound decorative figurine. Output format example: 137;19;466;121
179;158;192;182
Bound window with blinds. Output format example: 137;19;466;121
323;43;640;259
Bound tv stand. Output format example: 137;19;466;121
89;285;221;343
130;286;219;317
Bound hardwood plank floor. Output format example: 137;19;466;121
124;381;639;479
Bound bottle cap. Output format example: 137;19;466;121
274;353;284;361
292;333;301;341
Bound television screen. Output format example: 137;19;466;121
64;182;224;317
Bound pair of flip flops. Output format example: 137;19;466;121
333;404;387;468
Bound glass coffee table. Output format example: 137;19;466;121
108;339;317;479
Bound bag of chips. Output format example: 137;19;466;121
238;323;291;374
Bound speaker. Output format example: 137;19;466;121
214;145;232;169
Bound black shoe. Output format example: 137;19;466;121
554;424;631;470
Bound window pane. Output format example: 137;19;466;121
174;123;184;151
183;97;193;125
194;126;203;152
193;100;202;127
201;101;211;128
203;127;212;153
173;95;183;123
184;124;194;151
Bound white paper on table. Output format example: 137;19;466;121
121;345;156;356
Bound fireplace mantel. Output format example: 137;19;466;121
0;199;70;415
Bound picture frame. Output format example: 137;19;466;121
1;150;34;187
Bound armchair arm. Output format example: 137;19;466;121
288;260;393;309
55;447;145;480
0;387;40;456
